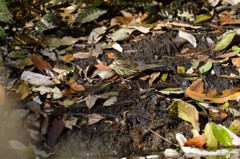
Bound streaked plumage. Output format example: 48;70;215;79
112;53;163;77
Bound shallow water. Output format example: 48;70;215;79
0;95;29;158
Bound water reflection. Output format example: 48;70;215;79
0;94;28;158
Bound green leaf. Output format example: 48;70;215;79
213;30;236;51
184;77;199;81
194;13;213;24
35;13;61;32
0;0;13;24
168;100;200;131
205;122;218;147
11;51;27;59
212;123;232;147
232;45;240;52
199;61;212;74
192;60;199;70
75;7;107;24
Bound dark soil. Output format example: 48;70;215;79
44;30;237;158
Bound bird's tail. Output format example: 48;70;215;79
139;64;164;72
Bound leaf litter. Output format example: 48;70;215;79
2;1;240;158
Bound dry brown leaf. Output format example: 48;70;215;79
29;55;52;71
220;17;240;25
0;85;6;104
115;16;134;24
21;57;33;66
86;94;98;109
69;82;86;92
209;109;228;122
95;64;114;70
92;69;116;80
186;78;205;99
219;17;233;25
63;117;78;129
106;52;115;59
19;81;30;100
184;134;206;147
73;49;101;59
216;51;239;58
204;88;240;103
149;72;160;86
62;53;74;62
197;55;209;62
232;57;240;68
187;79;240;103
87;113;105;125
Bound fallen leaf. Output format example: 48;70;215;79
62;53;74;62
168;100;200;132
88;26;106;44
205;122;218;147
103;96;117;106
224;0;240;5
184;134;206;147
95;64;114;70
199;61;212;74
18;81;31;100
32;86;63;99
232;57;240;68
175;133;187;146
73;48;102;59
194;12;213;24
229;119;240;136
219;124;240;146
159;88;185;95
87;113;105;125
213;30;236;51
86;94;98;109
106;52;115;59
21;71;56;86
149;72;160;86
69;82;86;92
47;36;87;47
179;30;197;47
212;123;232;147
209;109;228;122
204;88;240;103
185;78;205;99
29;55;52;71
186;78;240;103
161;73;168;82
114;16;134;24
177;66;186;74
96;91;119;99
107;28;129;41
112;42;123;52
130;26;150;34
215;51;239;58
63;117;78;129
92;69;116;80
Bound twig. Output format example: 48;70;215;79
148;127;173;144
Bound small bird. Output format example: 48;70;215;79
112;53;164;77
